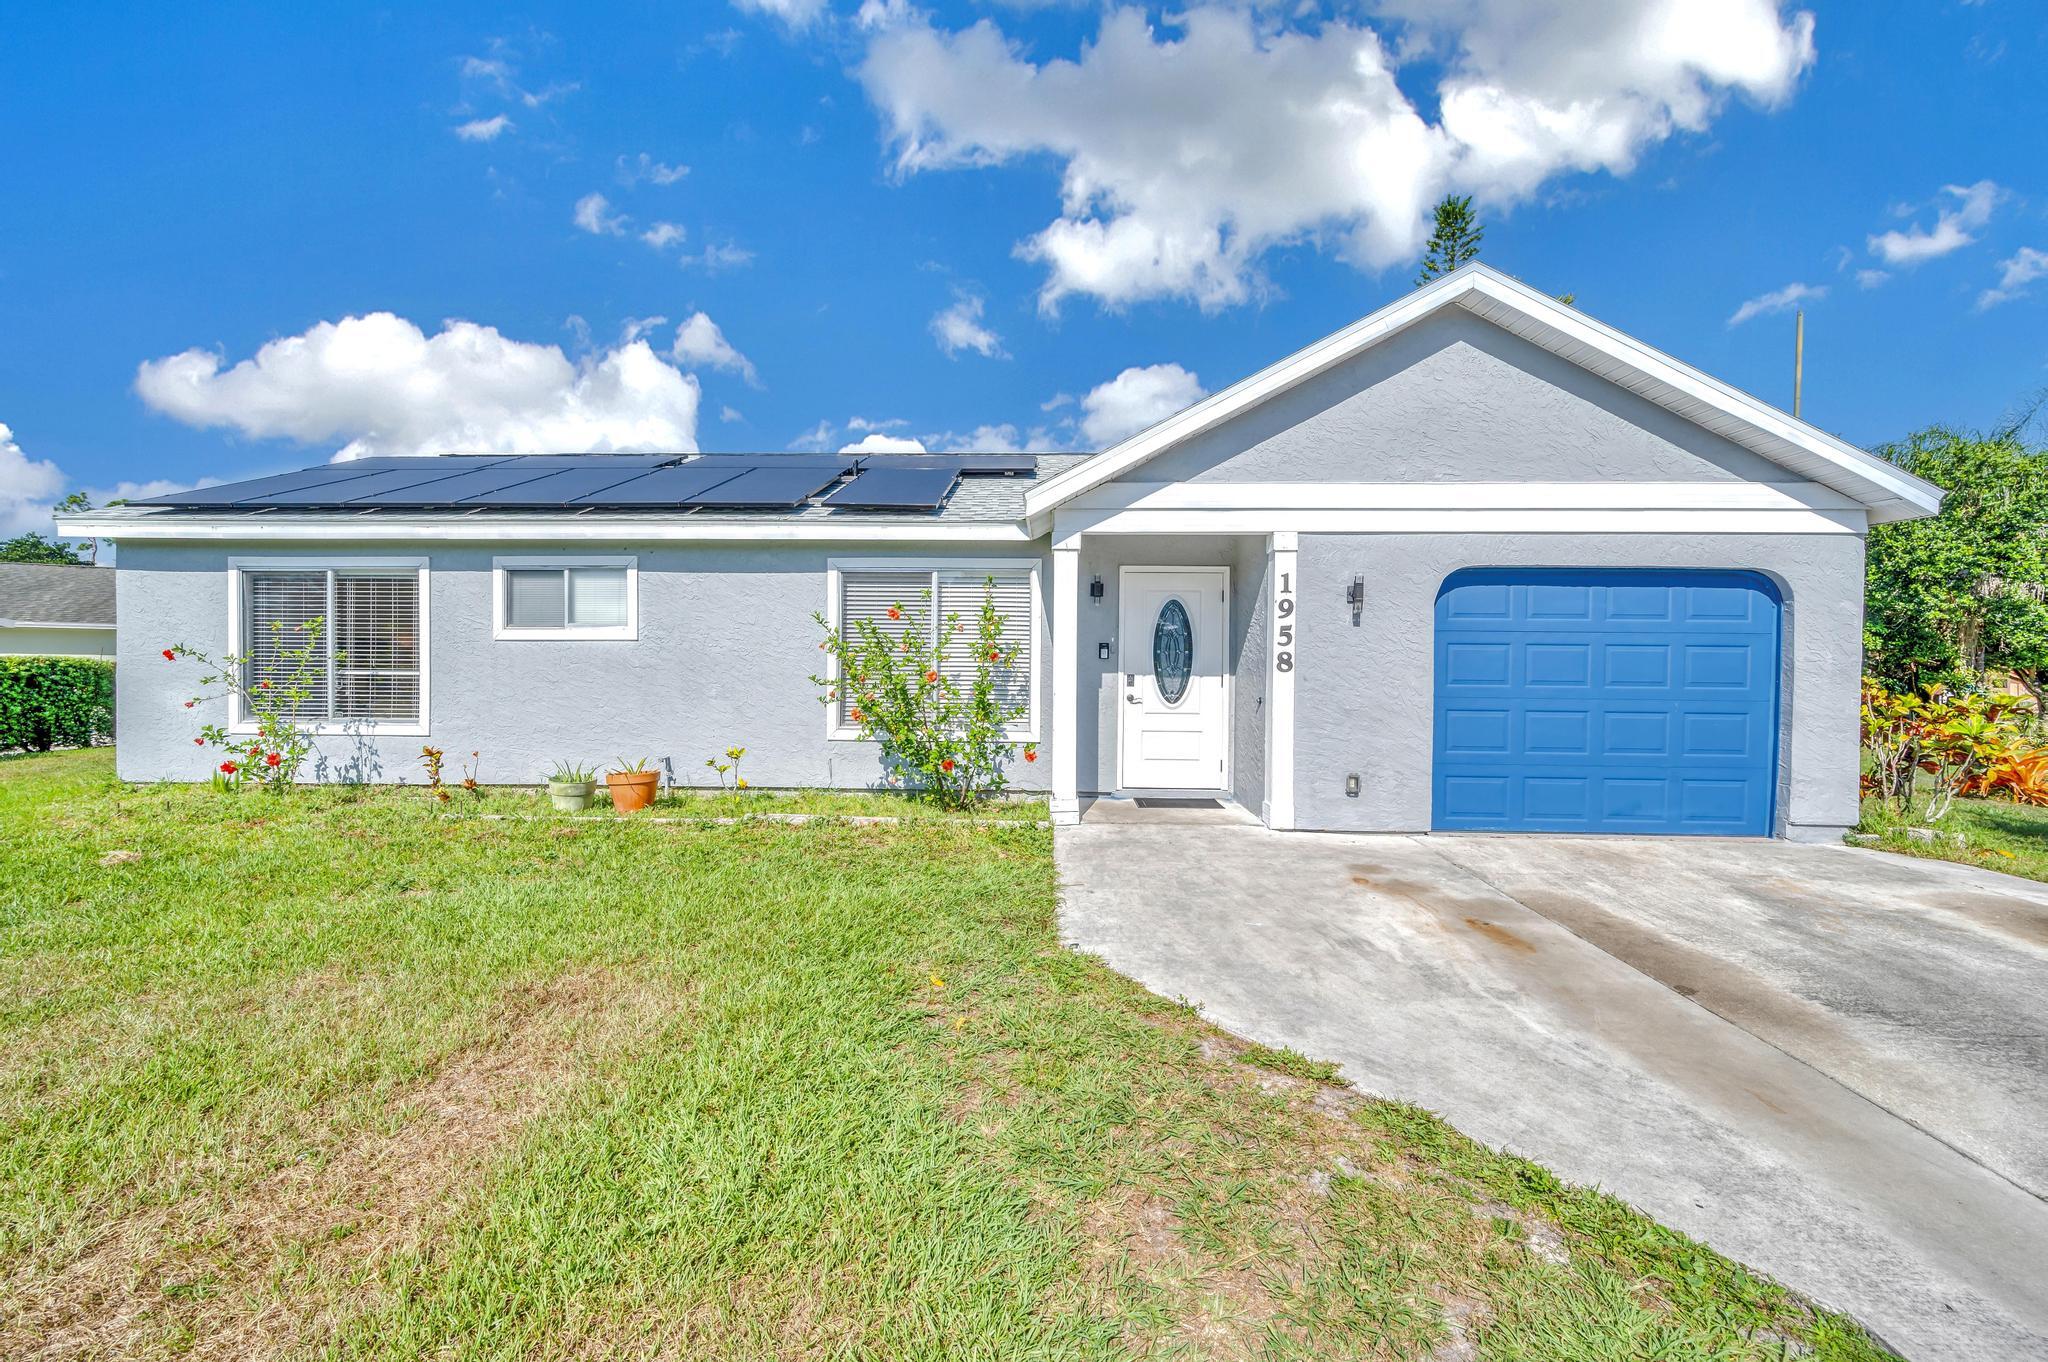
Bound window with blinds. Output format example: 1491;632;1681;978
239;566;422;726
496;561;634;637
832;565;1037;736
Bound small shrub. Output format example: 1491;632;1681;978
1861;678;2026;820
0;657;113;751
166;624;324;792
811;580;1034;809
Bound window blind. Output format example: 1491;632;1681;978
835;566;1034;734
567;567;628;627
505;569;566;629
241;567;420;725
243;571;329;718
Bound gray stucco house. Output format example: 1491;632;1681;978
66;265;1941;841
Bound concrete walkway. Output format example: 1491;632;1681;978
1055;826;2048;1362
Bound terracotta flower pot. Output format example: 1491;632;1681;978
606;771;659;813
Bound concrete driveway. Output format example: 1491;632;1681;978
1056;824;2048;1362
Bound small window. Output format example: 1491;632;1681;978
493;559;636;640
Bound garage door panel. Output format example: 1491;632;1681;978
1433;570;1780;836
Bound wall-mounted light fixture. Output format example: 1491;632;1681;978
1347;574;1364;625
1089;576;1105;603
1098;642;1111;661
1345;773;1361;798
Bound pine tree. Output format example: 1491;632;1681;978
1416;195;1483;285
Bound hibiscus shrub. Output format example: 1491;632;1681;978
163;618;324;793
812;579;1035;809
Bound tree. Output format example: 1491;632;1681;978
1865;426;2048;710
1416;195;1483;284
54;492;112;565
0;532;85;565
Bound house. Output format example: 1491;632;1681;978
0;563;116;658
62;265;1942;840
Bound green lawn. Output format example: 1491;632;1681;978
0;750;1887;1361
1857;789;2048;882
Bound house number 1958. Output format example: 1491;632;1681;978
1274;571;1295;673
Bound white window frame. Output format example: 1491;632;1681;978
226;556;431;737
491;556;639;641
823;557;1042;743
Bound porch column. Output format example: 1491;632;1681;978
1051;537;1082;825
1265;531;1298;830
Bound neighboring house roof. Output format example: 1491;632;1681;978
0;563;116;626
1025;263;1945;525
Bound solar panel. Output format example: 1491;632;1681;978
950;454;1036;474
567;463;757;506
250;466;514;506
454;466;675;507
681;463;849;507
822;465;959;510
343;456;675;506
130;464;391;507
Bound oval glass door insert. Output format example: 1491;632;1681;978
1153;598;1193;705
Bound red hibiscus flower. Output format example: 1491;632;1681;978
988;650;1000;662
265;752;281;768
162;648;176;661
1024;749;1038;763
924;670;938;684
886;606;901;621
219;761;238;775
257;681;271;689
184;700;195;709
940;758;955;773
194;737;205;745
850;707;864;723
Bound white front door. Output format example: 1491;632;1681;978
1118;567;1229;791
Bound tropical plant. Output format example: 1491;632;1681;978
611;755;656;775
164;621;323;793
420;746;449;802
1865;426;2048;711
811;579;1034;809
546;759;595;785
0;531;85;565
704;745;748;807
1861;679;2025;821
1965;743;2048;807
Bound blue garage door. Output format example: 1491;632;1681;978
1432;569;1781;835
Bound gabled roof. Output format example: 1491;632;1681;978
0;563;116;626
1027;263;1944;525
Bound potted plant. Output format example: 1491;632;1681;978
545;759;596;813
605;756;660;813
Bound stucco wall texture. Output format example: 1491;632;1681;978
116;541;1051;791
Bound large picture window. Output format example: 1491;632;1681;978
826;560;1039;740
233;560;427;732
493;557;637;640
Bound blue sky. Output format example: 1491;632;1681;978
2;1;2043;533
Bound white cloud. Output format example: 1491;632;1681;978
930;290;1005;358
839;432;929;453
0;423;67;536
1079;363;1206;446
1868;180;2001;266
1856;268;1891;290
573;192;628;236
788;418;837;451
454;114;513;142
1979;247;2048;310
641;222;687;250
719;404;745;423
617;153;690;186
134;314;701;460
680;241;756;271
733;0;828;29
860;3;1815;311
1727;281;1825;327
672;312;761;387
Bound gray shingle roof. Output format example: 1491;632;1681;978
0;564;116;625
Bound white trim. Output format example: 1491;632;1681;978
1054;507;1866;538
226;555;430;738
1023;264;1944;525
1062;480;1865;513
0;619;113;631
68;515;1033;543
1051;545;1080;826
821;556;1043;744
491;556;638;641
1115;565;1232;796
1266;534;1297;831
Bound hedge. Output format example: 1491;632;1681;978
0;657;115;751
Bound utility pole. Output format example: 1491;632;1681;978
1793;309;1805;419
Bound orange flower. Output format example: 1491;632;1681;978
1024;749;1037;763
886;606;901;620
924;670;938;684
940;758;955;773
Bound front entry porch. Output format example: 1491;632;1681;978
1048;530;1291;828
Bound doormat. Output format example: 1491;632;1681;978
1133;797;1223;810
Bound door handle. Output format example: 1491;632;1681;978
1126;693;1141;704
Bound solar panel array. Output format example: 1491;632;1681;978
134;451;1034;514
